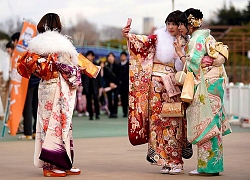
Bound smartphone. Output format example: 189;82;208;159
127;18;132;27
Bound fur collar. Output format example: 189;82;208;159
155;27;176;63
27;31;78;65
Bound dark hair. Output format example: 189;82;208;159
165;10;182;25
6;41;14;49
11;32;20;42
178;8;203;28
86;50;95;57
107;52;115;59
120;51;128;57
37;13;62;33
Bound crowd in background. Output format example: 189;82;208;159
76;50;129;120
0;32;129;140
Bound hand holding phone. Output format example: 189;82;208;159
122;18;132;39
126;18;132;27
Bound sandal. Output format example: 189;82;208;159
169;164;184;175
189;169;219;176
66;167;81;175
43;169;66;177
161;165;170;174
18;135;32;140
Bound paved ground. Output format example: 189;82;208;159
1;112;250;180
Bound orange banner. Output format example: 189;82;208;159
7;21;37;135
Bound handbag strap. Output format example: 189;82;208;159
178;61;187;83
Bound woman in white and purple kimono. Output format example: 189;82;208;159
17;13;82;177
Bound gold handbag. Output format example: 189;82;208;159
161;102;184;117
181;71;194;103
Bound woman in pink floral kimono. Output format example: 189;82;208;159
17;13;81;177
122;11;187;175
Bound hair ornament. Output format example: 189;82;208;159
187;14;202;27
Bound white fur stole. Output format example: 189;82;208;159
155;27;176;64
27;31;78;65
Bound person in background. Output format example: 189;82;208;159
11;32;20;47
103;52;120;118
0;48;10;119
75;85;87;117
119;51;129;117
19;73;40;140
81;50;101;120
98;58;110;115
8;32;24;134
5;41;14;57
10;32;41;140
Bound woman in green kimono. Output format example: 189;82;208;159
173;8;232;176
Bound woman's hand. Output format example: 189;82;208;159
122;18;132;39
201;56;214;67
212;54;226;67
173;36;184;57
99;88;103;97
110;82;117;89
79;67;86;72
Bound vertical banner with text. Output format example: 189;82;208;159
7;21;37;135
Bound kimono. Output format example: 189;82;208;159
17;30;81;170
0;49;10;118
185;29;232;173
128;28;185;167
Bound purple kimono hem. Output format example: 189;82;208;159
39;147;72;170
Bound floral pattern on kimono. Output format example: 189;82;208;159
185;29;232;173
128;33;157;146
128;33;185;166
35;74;76;170
148;75;184;166
17;52;80;170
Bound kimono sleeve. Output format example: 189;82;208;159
17;52;32;79
127;33;157;59
187;35;207;76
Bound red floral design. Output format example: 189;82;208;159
44;101;53;111
201;141;212;151
61;112;67;129
136;83;149;94
165;146;173;153
130;76;135;82
196;43;203;51
52;112;60;121
152;104;161;114
54;126;62;137
154;119;162;126
142;76;150;84
43;118;49;131
155;101;162;107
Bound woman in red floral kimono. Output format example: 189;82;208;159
122;11;187;175
17;13;82;177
